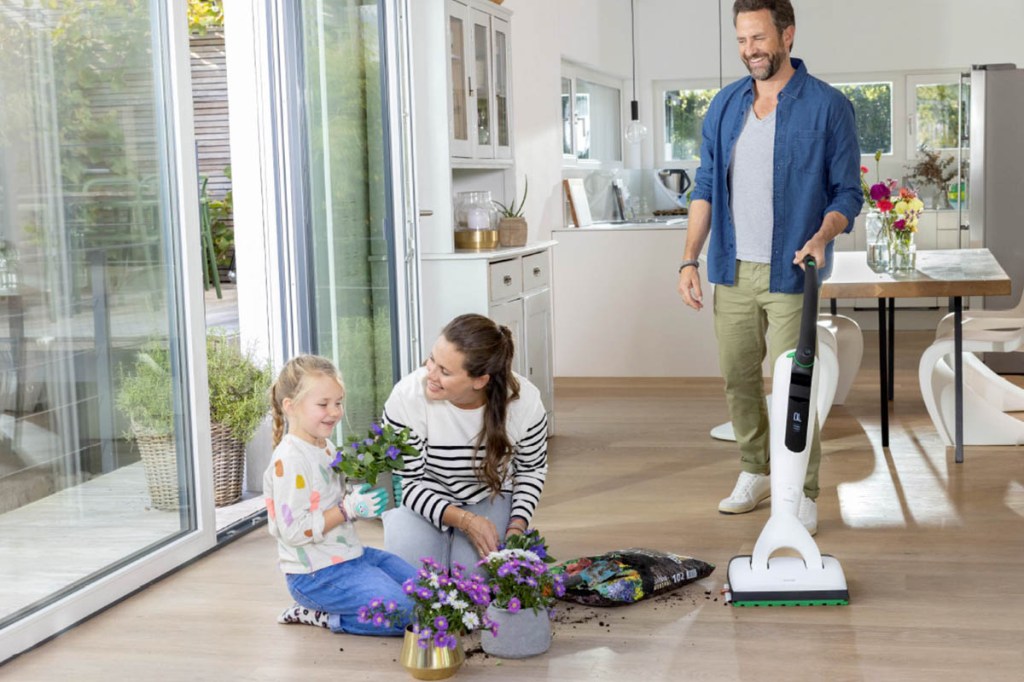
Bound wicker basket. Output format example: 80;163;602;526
498;217;528;247
134;427;179;511
211;421;246;507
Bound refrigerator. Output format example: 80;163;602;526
966;64;1024;373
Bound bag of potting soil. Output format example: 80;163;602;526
550;548;715;606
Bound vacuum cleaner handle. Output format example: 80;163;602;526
784;256;819;452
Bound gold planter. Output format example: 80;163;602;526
400;626;464;680
454;228;499;251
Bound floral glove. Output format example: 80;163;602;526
342;484;388;520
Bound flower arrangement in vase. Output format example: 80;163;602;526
476;529;565;658
860;151;924;272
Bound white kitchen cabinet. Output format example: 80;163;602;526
420;243;556;429
446;0;512;162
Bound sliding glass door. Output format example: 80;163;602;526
0;0;206;658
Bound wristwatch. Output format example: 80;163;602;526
678;259;700;273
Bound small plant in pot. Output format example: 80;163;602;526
494;176;528;247
477;528;564;659
116;332;272;509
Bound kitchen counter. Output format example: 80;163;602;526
554;217;688;232
552;222;720;378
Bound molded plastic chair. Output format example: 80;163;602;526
918;326;1024;446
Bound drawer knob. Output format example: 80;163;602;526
503;275;512;286
532;267;541;276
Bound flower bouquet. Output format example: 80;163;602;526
860;151;924;272
329;421;416;486
476;529;564;658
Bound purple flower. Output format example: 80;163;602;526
357;606;371;623
386;445;400;460
416;587;434;600
369;598;382;609
356;453;365;461
386;600;398;613
870;183;890;201
507;597;521;613
330;451;343;468
372;612;386;627
893;219;906;231
350;442;359;450
433;615;449;632
371;422;383;436
363;438;374;446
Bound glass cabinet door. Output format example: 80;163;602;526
492;16;511;159
447;1;470;157
470;8;493;158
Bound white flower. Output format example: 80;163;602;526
431;602;443;611
429;575;440;588
450;598;469;611
462;612;480;631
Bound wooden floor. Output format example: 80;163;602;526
4;331;1024;680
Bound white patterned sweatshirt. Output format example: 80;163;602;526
263;435;363;574
382;367;548;530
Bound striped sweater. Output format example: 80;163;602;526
382;366;548;530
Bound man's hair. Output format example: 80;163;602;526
732;0;796;35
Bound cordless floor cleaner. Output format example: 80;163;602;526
726;256;849;607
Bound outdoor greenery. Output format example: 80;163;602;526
834;82;893;155
663;88;718;161
188;0;224;35
914;83;960;150
117;333;271;443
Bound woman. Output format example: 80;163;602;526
382;313;548;574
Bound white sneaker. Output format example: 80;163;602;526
718;472;770;514
798;495;818;536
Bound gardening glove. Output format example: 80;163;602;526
342;484;388;520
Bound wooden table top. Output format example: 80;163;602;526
821;249;1012;299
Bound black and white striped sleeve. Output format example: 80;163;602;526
509;400;548;525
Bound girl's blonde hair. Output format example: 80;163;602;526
269;355;344;447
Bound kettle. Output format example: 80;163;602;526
656;168;692;207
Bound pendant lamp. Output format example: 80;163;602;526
624;0;648;144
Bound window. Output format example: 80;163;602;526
834;81;893;155
662;87;719;161
561;64;621;164
907;74;963;152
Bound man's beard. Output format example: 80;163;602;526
743;48;785;81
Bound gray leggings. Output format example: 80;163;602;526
382;494;512;578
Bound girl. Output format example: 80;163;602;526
264;355;415;635
382;314;549;576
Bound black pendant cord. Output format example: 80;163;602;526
630;0;638;109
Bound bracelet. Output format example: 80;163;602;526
337;499;349;523
507;518;527;533
678;259;700;273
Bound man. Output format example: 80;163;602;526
676;0;863;535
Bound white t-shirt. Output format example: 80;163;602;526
382;367;548;529
263;434;364;574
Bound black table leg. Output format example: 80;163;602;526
830;298;837;316
888;297;895;401
878;298;889;448
954;297;964;463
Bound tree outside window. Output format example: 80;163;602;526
834;82;893;156
663;88;718;161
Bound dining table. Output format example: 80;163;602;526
821;248;1012;463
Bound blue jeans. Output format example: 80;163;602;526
285;547;416;636
382;494;512;578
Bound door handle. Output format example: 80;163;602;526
419;209;433;217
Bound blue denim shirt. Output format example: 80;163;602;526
691;59;864;293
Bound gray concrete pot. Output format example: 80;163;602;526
480;603;552;658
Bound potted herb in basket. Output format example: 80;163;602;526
116;332;272;509
494;176;528;247
476;529;564;659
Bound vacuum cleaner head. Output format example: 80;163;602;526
726;553;849;607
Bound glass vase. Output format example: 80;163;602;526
888;233;917;273
864;209;889;272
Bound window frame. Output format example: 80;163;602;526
561;61;624;169
905;71;964;159
653;77;721;169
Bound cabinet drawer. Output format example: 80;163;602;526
522;251;550;291
489;258;522;303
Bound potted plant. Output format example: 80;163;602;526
116;331;272;509
476;528;564;659
494;176;528;247
906;147;957;209
359;557;496;679
329;420;416;506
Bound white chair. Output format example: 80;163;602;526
709;322;842;441
935;292;1024;339
918;326;1024;446
816;313;863;406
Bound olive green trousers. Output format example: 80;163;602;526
713;260;820;499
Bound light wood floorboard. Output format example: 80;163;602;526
3;331;1024;680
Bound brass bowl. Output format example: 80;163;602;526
454;229;499;251
400;626;465;680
